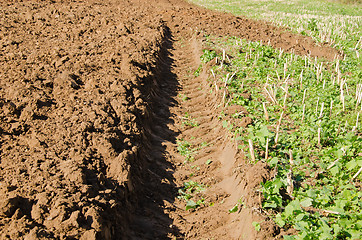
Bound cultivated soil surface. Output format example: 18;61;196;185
0;0;339;239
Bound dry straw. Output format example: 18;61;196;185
286;149;294;197
248;139;256;162
275;111;284;145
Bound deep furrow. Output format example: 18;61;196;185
157;36;239;238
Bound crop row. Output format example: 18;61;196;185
200;35;361;239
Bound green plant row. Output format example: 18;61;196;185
200;36;361;239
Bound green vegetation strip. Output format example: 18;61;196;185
199;23;361;240
190;0;362;62
189;0;361;238
200;34;361;239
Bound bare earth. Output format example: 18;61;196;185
0;0;339;239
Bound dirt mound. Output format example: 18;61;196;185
0;0;340;239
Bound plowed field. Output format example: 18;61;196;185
0;0;340;239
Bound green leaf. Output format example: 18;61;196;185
275;213;285;227
272;178;283;194
346;160;357;171
200;49;217;63
348;229;362;239
357;158;362;166
339;218;353;228
236;136;244;141
295;213;307;222
284;200;301;217
255;125;273;145
335;149;345;158
329;165;340;176
319;231;333;240
252;221;261;232
186;200;199;210
335;199;347;209
269;157;279;167
295;220;308;231
263;202;277;208
300;198;313;208
355;220;362;228
283;235;296;240
332;223;342;236
306;189;317;199
326;207;344;214
229;204;239;213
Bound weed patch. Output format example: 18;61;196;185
198;33;361;239
178;181;206;210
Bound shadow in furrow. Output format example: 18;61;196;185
129;29;182;239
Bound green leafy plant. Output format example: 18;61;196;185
229;198;244;213
307;18;319;32
178;181;206;210
200;49;217;63
177;139;195;162
186;198;205;210
179;93;190;101
191;1;362;238
197;34;362;239
194;65;203;76
228;204;239;213
182;112;199;127
252;221;261;232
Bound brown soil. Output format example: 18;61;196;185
0;0;339;239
